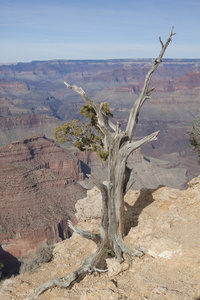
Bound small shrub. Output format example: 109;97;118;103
0;262;4;280
20;243;54;274
188;115;200;163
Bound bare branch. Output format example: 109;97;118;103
138;87;156;112
87;174;107;194
146;87;156;97
120;130;160;160
108;119;118;131
64;82;112;139
68;220;101;245
25;250;105;299
64;81;85;95
126;26;175;140
101;109;118;132
116;120;121;135
25;265;88;299
159;36;164;48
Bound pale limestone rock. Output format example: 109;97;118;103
106;257;129;277
75;186;102;221
1;176;200;300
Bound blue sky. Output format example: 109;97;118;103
0;0;200;63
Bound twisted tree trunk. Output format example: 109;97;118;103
27;27;175;300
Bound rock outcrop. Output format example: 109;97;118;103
1;175;200;299
0;111;61;147
0;135;86;261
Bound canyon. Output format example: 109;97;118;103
0;59;200;167
0;135;88;275
0;59;200;276
0;134;187;274
1;175;200;299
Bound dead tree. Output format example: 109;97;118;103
27;27;175;299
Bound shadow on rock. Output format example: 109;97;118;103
124;186;164;236
0;246;21;278
80;160;91;177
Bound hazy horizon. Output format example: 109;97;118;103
1;57;200;66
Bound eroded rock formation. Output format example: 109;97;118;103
0;135;86;260
1;176;200;299
0;59;200;178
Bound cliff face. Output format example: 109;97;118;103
0;111;61;147
1;176;200;300
0;135;86;259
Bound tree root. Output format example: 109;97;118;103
24;248;107;300
25;228;145;299
68;220;101;245
116;235;144;257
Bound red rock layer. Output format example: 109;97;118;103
0;114;58;130
0;135;86;259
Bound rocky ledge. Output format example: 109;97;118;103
1;175;200;299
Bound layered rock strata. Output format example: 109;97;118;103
0;135;86;260
1;176;200;299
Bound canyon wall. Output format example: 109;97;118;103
0;135;87;261
0;59;199;177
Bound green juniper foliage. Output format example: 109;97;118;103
54;103;113;160
188;116;200;163
0;262;4;280
20;244;54;275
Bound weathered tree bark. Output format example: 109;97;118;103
27;27;175;299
